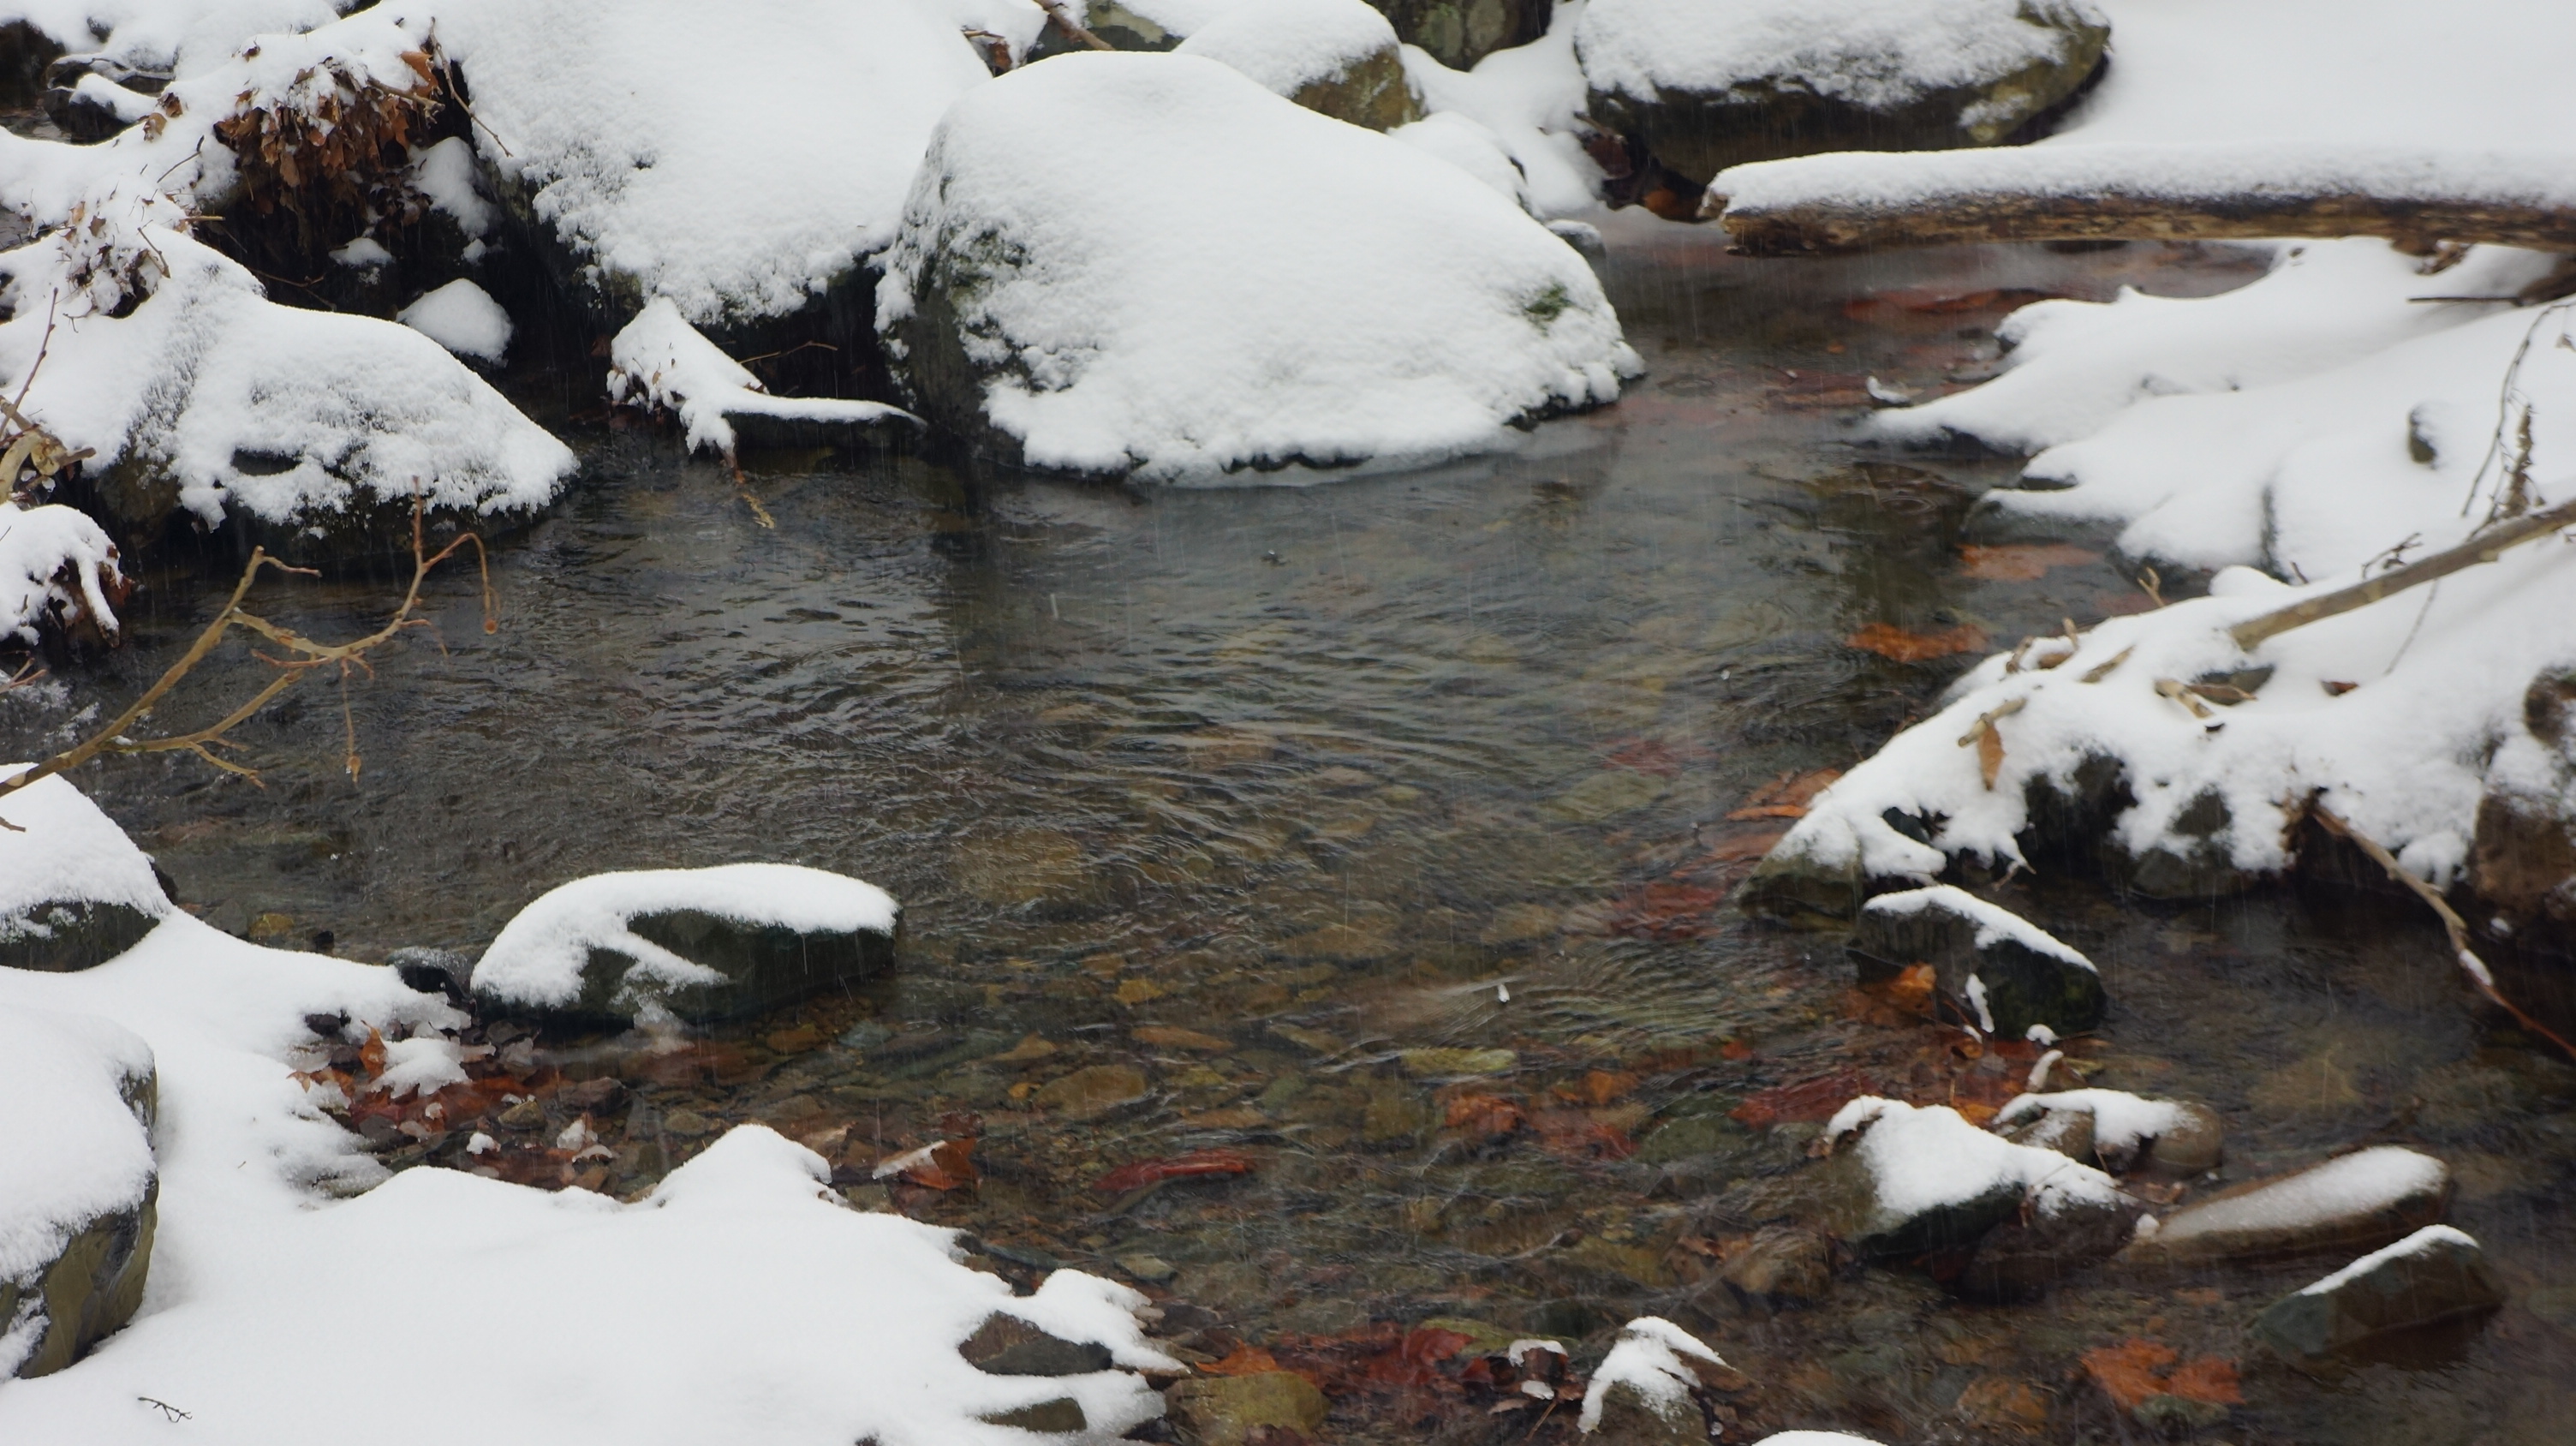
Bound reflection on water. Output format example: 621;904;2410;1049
12;231;2570;1443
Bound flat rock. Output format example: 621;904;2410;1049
958;1312;1114;1377
1717;1225;1834;1306
1034;1065;1151;1121
2125;1146;2452;1268
0;1007;158;1379
2252;1225;2504;1367
1167;1370;1329;1446
1850;885;2105;1037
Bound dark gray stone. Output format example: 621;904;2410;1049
565;908;896;1025
959;1313;1114;1377
2251;1227;2504;1367
1850;887;2105;1037
0;900;163;973
1955;1190;2138;1300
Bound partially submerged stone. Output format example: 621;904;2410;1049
0;1006;157;1379
2125;1146;2452;1268
1817;1096;2128;1263
471;864;899;1025
1577;1317;1744;1441
1176;0;1424;131
1167;1370;1329;1446
1852;885;2105;1037
1577;0;2111;188
0;771;173;973
2252;1225;2504;1368
1994;1089;2223;1176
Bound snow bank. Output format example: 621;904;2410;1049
0;0;339;76
877;50;1637;478
1863;884;2092;971
0;1006;154;1294
432;0;990;332
1173;0;1395;97
605;299;919;459
0;503;122;648
1577;0;2104;112
472;863;900;1013
397;278;512;365
1577;1316;1730;1433
0;768;173;925
1827;1095;2123;1216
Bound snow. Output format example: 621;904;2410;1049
408;136;496;240
1401;2;1601;218
0;1006;154;1297
876;50;1637;479
2149;1147;2448;1247
1826;1095;2123;1217
1577;0;2104;109
363;1034;468;1101
0;786;1172;1443
0;767;173;926
605;299;918;460
471;863;900;1014
430;0;992;332
1862;884;2096;971
1577;1316;1729;1433
0;0;341;76
2298;1224;2480;1297
399;278;514;365
1392;111;1530;206
1172;0;1395;98
0;503;122;648
1994;1089;2189;1159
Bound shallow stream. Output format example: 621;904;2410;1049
9;226;2572;1444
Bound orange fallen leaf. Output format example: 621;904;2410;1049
1554;1069;1640;1107
1847;621;1989;663
1726;767;1842;820
1959;544;2102;582
1977;725;2006;789
2162;1356;2244;1406
357;1027;387;1079
1440;1090;1526;1141
2082;1339;2177;1411
1730;1069;1878;1128
1202;1345;1284;1376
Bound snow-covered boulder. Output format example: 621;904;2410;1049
1577;1317;1743;1442
0;768;173;974
2251;1225;2503;1366
1175;0;1422;130
432;0;990;346
2127;1147;2453;1268
472;864;900;1025
0;1005;156;1380
1576;0;2109;186
877;50;1636;479
1849;885;2105;1037
0;501;126;652
1995;1088;2223;1176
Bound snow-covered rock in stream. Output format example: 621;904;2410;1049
0;1006;156;1379
2251;1224;2504;1367
605;299;920;460
1994;1088;2222;1175
1577;1317;1743;1442
0;768;174;974
1816;1096;2131;1278
1576;0;2109;187
471;863;900;1025
432;0;989;346
878;50;1636;480
2126;1146;2453;1268
397;278;512;366
0;501;125;651
1849;885;2104;1037
1175;0;1422;130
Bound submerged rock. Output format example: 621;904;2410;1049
2125;1146;2452;1268
470;864;899;1025
1850;885;2105;1037
1167;1370;1329;1446
1577;0;2110;188
1716;1225;1835;1306
2251;1225;2504;1367
0;1007;158;1379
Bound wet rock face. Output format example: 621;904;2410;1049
1715;1225;1834;1306
1850;886;2105;1037
592;910;896;1025
1167;1370;1330;1446
2252;1226;2504;1368
2126;1147;2453;1268
0;900;164;973
1954;1191;2138;1300
1286;44;1422;131
1367;0;1554;69
1586;0;2112;187
1583;1377;1705;1444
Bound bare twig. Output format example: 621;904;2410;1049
2230;489;2576;650
2310;804;2576;1064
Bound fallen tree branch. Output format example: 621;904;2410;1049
2228;489;2576;650
1705;144;2576;256
2310;804;2576;1065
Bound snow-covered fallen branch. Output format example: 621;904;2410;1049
1707;144;2576;255
0;501;125;649
605;299;919;463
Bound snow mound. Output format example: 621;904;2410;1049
1399;9;1603;218
1577;1316;1731;1433
0;1006;154;1291
1392;111;1531;207
0;503;123;647
0;0;341;77
1863;884;2094;971
0;768;173;926
1827;1095;2124;1217
473;863;900;1013
2165;1148;2448;1240
605;299;920;460
1576;0;2104;111
877;50;1637;479
432;0;991;332
1173;0;1396;96
398;279;513;365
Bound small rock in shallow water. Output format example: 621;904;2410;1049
1167;1371;1329;1446
1116;1253;1178;1283
1398;1047;1516;1078
1717;1225;1835;1306
2251;1225;2504;1367
1035;1065;1151;1120
2132;1393;2231;1437
977;1397;1086;1432
1850;886;2105;1037
660;1108;713;1138
2125;1146;2451;1267
497;1098;547;1132
1992;1089;2222;1176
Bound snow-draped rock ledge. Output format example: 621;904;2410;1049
1173;0;1422;131
472;863;900;1025
0;767;174;973
0;1005;156;1379
877;50;1637;480
0;500;125;649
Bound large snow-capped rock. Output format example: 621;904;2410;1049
877;50;1637;479
0;1005;157;1380
0;768;173;974
432;0;991;344
1577;0;2108;185
1173;0;1422;130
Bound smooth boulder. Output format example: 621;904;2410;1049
1816;1096;2128;1265
1176;0;1424;131
2252;1226;2504;1366
2126;1147;2452;1268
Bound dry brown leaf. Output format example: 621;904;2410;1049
1977;725;2005;789
1846;621;1989;662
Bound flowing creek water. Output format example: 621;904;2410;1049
9;226;2573;1443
